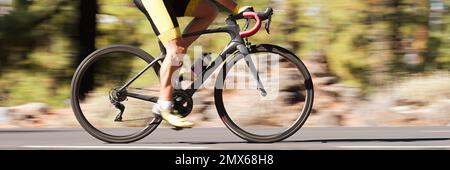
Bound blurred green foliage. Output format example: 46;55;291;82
0;0;449;107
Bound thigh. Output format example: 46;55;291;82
168;0;192;17
134;0;181;44
188;0;218;18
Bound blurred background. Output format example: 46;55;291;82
0;0;449;128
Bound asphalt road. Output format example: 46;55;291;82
1;127;450;150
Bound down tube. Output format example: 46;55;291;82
186;42;239;95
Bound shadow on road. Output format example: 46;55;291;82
0;129;83;133
137;137;450;145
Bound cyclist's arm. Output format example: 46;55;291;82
215;0;239;14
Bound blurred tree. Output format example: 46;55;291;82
341;0;435;89
428;0;449;70
0;0;99;104
0;0;69;73
73;0;98;99
282;0;301;52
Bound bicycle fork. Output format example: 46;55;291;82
237;45;267;96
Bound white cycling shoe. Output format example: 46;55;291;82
152;105;194;128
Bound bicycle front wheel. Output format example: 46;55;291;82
215;44;314;143
71;45;162;143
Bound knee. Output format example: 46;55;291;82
167;44;186;56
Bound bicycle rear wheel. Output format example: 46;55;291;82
215;44;314;143
71;45;162;143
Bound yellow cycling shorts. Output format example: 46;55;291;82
134;0;201;44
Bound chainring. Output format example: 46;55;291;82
172;90;193;118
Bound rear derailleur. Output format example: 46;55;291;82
109;88;127;122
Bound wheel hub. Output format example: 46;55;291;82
110;88;127;103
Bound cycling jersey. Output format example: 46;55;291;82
134;0;201;44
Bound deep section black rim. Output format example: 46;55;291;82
215;44;314;143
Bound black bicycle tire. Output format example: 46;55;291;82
214;44;314;143
71;45;162;143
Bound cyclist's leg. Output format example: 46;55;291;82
159;39;185;101
133;0;185;101
149;0;219;100
181;0;219;47
159;40;195;128
134;0;193;127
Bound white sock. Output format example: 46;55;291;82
157;100;173;110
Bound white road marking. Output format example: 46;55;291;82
338;145;450;149
22;145;209;150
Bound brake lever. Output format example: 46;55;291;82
265;15;272;34
243;18;250;46
244;18;250;31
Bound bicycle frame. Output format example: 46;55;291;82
120;15;267;103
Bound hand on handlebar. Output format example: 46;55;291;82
237;7;274;38
233;5;254;14
233;7;273;21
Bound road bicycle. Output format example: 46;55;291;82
71;7;314;143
